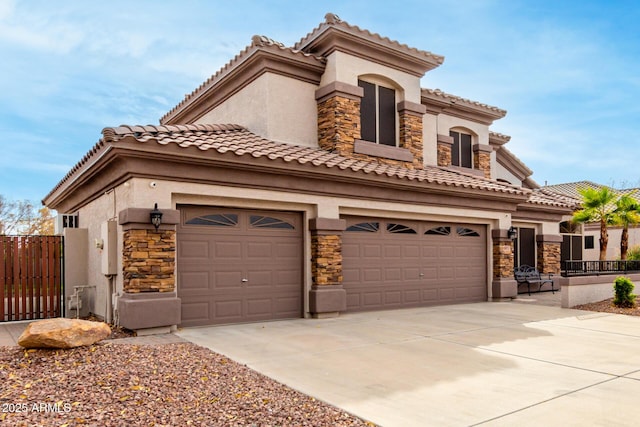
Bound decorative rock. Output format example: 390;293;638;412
18;318;111;349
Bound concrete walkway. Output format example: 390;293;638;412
176;301;640;427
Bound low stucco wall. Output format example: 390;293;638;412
560;273;640;308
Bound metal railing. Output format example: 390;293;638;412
562;260;640;277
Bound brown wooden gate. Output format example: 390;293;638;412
1;235;64;321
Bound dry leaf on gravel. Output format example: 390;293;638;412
0;342;375;426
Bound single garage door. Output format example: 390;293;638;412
177;206;303;326
343;216;487;312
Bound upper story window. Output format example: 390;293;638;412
358;79;396;146
449;130;472;168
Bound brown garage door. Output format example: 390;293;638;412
177;206;303;326
343;216;487;312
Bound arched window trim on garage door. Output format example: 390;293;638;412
249;215;295;229
425;226;451;236
185;213;239;227
457;227;480;237
386;223;417;234
346;222;380;232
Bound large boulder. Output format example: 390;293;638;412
18;318;111;349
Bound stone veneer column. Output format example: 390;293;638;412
437;134;453;167
473;144;493;179
117;207;181;331
315;82;364;157
309;218;347;318
536;235;563;275
491;229;517;299
398;101;426;169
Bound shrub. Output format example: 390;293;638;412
613;276;636;308
627;245;640;261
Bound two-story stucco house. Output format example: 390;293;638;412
43;13;574;331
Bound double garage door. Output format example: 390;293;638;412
177;207;487;326
343;216;487;312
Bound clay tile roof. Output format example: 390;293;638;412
421;88;506;117
294;13;444;66
46;124;534;204
527;189;579;209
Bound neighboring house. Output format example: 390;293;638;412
43;13;573;331
541;181;640;262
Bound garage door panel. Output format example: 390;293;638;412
385;267;402;281
178;206;302;326
179;240;210;260
247;242;272;258
215;241;242;258
343;217;487;312
215;300;243;320
214;271;243;289
180;300;210;323
246;270;273;287
363;268;383;282
385;290;402;304
363;245;382;258
384;245;402;258
178;271;210;292
362;292;382;306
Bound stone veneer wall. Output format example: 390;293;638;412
398;101;425;169
123;229;176;292
493;238;514;279
537;236;562;275
437;134;453;167
308;218;347;317
311;234;343;286
473;145;493;179
317;94;361;156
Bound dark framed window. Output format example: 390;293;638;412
584;235;595;249
450;130;472;168
560;221;580;234
358;79;396;146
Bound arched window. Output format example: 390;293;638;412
358;78;397;146
449;129;474;168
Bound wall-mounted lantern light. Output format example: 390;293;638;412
508;226;517;240
150;203;163;231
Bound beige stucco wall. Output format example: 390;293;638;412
422;113;438;166
196;73;318;147
73;182;134;321
494;160;523;186
320;51;422;104
583;225;640;261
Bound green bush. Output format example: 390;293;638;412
627;246;640;261
613;276;636;308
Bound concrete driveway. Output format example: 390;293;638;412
176;302;640;426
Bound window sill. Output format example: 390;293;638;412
354;140;413;162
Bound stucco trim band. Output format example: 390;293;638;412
315;81;364;103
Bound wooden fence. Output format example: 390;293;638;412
0;235;64;321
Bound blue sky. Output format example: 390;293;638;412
1;0;639;204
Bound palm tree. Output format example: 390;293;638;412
572;187;617;261
614;193;640;260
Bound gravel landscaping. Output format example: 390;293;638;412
0;342;375;426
